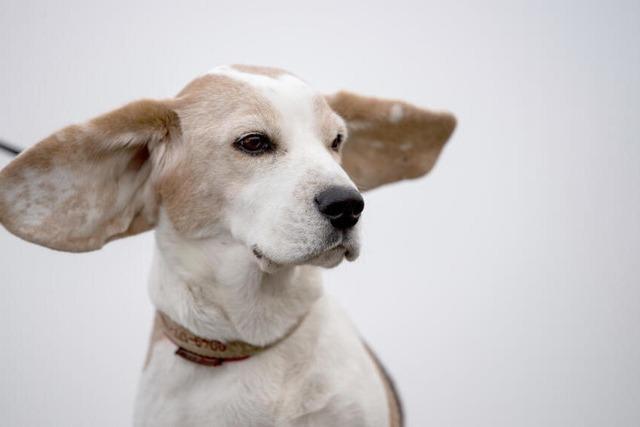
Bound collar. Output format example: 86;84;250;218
157;311;295;367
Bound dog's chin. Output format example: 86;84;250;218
307;246;349;268
252;238;360;274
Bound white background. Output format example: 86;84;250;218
1;1;639;426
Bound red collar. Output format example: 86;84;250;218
157;311;297;367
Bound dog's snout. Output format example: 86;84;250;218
314;186;364;229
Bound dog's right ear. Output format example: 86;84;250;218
0;99;180;252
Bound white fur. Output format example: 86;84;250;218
134;68;389;426
389;104;404;123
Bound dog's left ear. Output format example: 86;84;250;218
326;91;456;191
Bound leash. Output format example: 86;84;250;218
0;139;22;156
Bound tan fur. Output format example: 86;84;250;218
326;91;456;191
160;74;285;235
0;100;179;252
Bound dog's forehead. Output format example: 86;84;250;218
209;64;315;100
208;65;329;130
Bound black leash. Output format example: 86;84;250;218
0;139;22;156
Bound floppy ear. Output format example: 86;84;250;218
0;99;180;252
326;91;456;191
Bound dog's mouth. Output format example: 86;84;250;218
251;234;359;274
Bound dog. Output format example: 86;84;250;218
0;65;455;426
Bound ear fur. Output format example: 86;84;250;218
0;99;180;252
326;91;456;191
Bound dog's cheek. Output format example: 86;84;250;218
157;164;225;237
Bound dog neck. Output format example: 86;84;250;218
148;214;324;347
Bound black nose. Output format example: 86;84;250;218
314;186;364;229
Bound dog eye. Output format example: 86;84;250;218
331;134;343;151
234;133;273;155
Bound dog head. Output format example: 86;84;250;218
0;65;455;272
